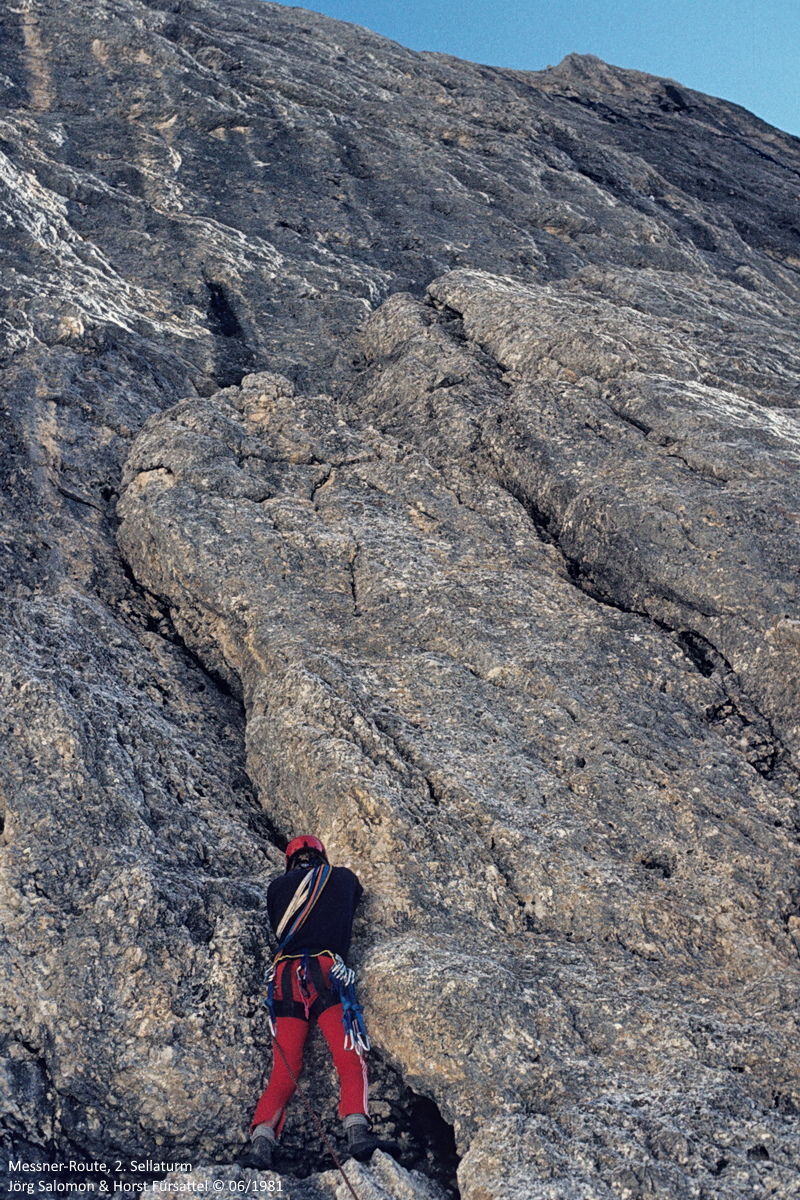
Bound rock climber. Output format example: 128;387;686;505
242;835;378;1171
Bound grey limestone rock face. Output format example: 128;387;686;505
354;270;800;761
2;0;800;1196
117;366;800;1198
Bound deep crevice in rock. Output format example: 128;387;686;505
201;277;258;387
403;1092;460;1198
676;629;730;677
118;560;240;701
205;279;245;340
347;543;362;617
490;472;560;546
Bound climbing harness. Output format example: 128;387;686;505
264;951;370;1053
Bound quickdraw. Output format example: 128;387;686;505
329;956;370;1056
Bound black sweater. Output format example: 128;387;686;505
267;866;363;960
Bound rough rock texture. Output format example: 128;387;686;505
354;272;800;761
117;365;800;1197
163;1152;449;1200
2;0;800;1197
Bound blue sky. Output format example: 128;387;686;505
286;1;800;138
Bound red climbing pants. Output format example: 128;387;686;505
250;956;369;1133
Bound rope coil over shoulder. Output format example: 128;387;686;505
263;863;370;1055
275;862;331;943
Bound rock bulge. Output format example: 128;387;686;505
118;361;800;1197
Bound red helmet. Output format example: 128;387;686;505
285;835;328;866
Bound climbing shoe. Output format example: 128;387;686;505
343;1113;381;1162
239;1125;277;1171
